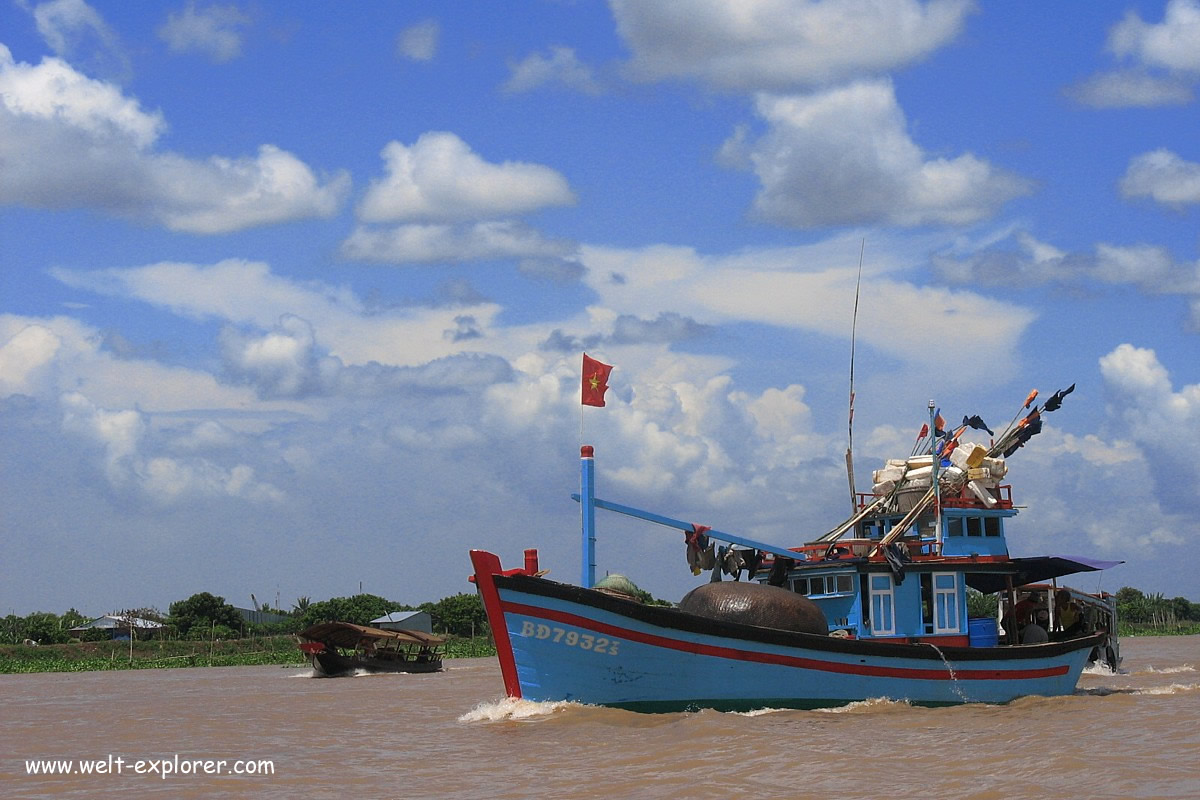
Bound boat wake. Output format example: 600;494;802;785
458;697;577;723
1138;665;1195;675
1082;662;1125;676
1132;682;1200;696
815;697;912;714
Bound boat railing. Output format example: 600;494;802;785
791;538;940;562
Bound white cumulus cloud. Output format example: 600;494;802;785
1099;344;1200;514
357;132;575;223
0;46;348;232
722;81;1031;228
1120;148;1200;208
396;19;439;62
503;46;603;94
1069;0;1200;108
611;0;973;91
157;3;251;63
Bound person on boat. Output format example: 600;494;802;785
1021;608;1050;643
1011;592;1044;632
1053;590;1083;639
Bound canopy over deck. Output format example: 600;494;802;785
965;555;1123;594
298;621;445;649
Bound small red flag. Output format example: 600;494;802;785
581;354;613;407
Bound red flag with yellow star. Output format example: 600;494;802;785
581;354;613;407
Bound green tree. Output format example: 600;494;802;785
169;593;243;639
299;594;410;628
19;612;71;645
967;588;998;619
1115;586;1148;623
419;593;487;637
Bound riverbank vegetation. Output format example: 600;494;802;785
1;589;496;674
0;634;497;674
5;583;1196;674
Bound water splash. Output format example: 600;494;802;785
923;642;970;702
1082;662;1124;676
458;696;577;722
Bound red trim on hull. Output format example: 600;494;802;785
470;550;522;698
502;600;1069;682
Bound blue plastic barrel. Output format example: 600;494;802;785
968;617;999;647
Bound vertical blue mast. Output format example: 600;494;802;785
930;400;942;549
581;445;596;587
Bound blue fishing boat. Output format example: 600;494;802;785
470;396;1121;712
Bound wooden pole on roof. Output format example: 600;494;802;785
845;239;865;514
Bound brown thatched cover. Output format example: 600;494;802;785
298;622;446;649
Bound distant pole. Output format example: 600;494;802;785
581;445;596;588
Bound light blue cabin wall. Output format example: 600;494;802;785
859;570;968;639
810;594;859;631
939;509;1014;558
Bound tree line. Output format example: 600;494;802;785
9;584;1198;646
2;590;488;646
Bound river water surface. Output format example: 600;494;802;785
3;635;1198;799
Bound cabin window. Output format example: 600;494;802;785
933;572;960;633
793;574;854;597
869;575;895;635
946;517;964;537
985;517;1001;537
966;517;983;537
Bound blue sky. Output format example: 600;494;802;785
2;0;1199;617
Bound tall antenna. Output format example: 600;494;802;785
845;238;865;513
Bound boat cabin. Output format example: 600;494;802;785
760;489;1017;646
757;477;1114;657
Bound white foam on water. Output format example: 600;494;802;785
731;707;791;717
1139;665;1195;674
1082;662;1123;676
1133;683;1200;696
288;669;318;678
815;697;911;714
458;696;577;722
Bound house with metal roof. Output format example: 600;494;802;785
69;615;166;640
369;610;432;633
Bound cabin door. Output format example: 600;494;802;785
869;574;896;635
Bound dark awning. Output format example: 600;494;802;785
964;555;1123;594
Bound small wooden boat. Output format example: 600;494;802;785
297;622;446;677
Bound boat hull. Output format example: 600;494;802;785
471;550;1103;712
308;650;443;678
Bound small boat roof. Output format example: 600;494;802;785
298;621;446;648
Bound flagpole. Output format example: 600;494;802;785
578;353;612;589
581;445;596;588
